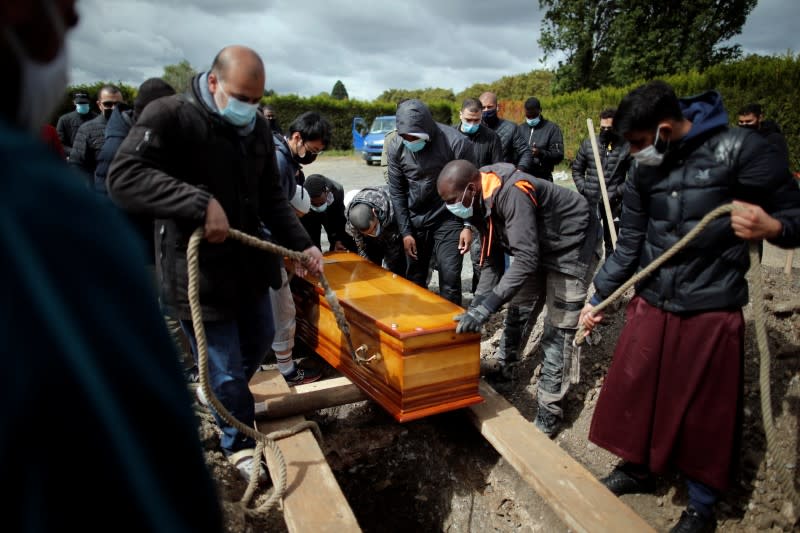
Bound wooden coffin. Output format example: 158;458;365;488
291;252;482;422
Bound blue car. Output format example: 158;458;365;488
352;115;396;165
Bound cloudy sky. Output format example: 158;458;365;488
67;0;798;101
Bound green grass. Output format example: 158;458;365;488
320;149;360;158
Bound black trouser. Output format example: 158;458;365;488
364;237;407;277
600;202;620;259
406;215;463;306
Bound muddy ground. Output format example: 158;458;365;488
194;155;800;532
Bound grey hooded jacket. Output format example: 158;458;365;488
387;99;474;235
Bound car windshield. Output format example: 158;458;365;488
370;118;396;134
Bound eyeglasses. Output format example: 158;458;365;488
303;141;324;156
100;101;120;109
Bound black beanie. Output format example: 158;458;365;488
134;78;176;120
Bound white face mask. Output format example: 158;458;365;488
632;125;668;167
4;1;69;134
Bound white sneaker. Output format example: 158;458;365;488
195;386;209;407
227;448;268;484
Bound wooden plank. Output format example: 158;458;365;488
252;371;361;533
253;375;367;419
468;381;655;533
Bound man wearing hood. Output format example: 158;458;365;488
579;81;800;533
387;98;474;305
108;45;324;482
345;185;406;276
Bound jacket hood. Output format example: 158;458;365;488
396;99;437;138
104;107;133;140
680;91;728;142
760;119;783;135
190;72;256;135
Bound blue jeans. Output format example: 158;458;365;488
181;293;274;453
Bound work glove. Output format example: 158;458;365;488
454;302;492;334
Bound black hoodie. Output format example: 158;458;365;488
387;99;474;234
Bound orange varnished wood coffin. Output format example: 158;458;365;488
291;252;483;422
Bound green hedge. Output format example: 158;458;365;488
263;95;455;150
498;54;800;170
56;55;798;169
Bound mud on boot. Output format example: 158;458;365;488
533;408;562;438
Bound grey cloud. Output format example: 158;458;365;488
68;0;797;101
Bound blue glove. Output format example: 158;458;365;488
454;303;492;334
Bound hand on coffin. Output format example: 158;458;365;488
454;303;492;334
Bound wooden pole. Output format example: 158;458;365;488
785;249;795;277
587;118;617;249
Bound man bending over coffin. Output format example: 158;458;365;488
437;160;600;437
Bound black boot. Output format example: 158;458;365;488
669;506;715;533
600;463;656;496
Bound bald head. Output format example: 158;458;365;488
211;45;264;83
479;92;498;107
207;45;265;114
437;159;480;203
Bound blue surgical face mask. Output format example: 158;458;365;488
402;138;426;152
446;186;474;219
217;83;258;127
310;191;333;212
76;103;90;115
526;116;541;127
461;121;479;134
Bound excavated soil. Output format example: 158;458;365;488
194;263;800;532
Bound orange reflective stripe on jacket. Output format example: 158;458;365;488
479;172;503;267
513;179;538;206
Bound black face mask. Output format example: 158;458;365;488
739;123;759;130
103;107;114;120
598;129;616;145
294;151;317;165
482;109;498;126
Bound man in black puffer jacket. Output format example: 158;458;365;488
69;84;124;185
572;108;631;259
108;46;324;482
579;81;800;533
387;99;474;305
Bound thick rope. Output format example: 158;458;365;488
577;202;798;513
576;203;736;343
187;228;325;517
750;244;799;515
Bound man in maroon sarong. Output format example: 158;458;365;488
579;80;800;533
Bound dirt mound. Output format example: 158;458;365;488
196;265;800;532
